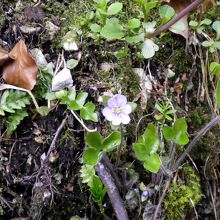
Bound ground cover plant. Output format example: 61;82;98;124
0;0;220;219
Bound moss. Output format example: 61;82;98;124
164;166;203;220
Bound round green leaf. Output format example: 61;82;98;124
66;59;79;69
210;62;220;75
100;22;125;40
127;18;140;29
133;143;148;161
143;153;161;173
107;2;123;15
86;132;103;149
216;79;220;109
90;23;102;33
159;5;175;24
80;102;98;122
83;148;101;165
212;20;220;39
102;131;121;152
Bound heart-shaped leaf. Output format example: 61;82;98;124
80;102;98;122
2;40;38;90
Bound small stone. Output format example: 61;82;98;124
30;48;48;68
52;68;73;91
20;25;41;34
62;30;79;51
45;21;60;40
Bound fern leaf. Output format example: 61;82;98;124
0;90;30;116
6;109;28;136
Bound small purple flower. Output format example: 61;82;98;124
102;94;132;126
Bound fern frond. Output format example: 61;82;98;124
0;90;30;116
6;109;28;136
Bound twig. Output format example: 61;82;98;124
153;179;171;220
46;116;67;158
148;0;203;38
70;110;97;132
173;115;220;171
95;161;129;220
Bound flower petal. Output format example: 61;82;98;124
108;94;127;108
120;114;130;124
121;104;132;114
112;116;122;126
102;107;114;121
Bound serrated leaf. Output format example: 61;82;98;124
143;153;161;173
37;106;50;116
100;22;125;40
102;131;121;152
107;2;123;15
83;148;101;165
86;132;103;149
6;109;28;136
80;102;98;122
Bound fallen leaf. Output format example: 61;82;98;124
0;47;10;65
200;0;216;16
167;0;191;39
2;40;38;90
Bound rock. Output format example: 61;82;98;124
45;21;60;40
30;48;48;69
62;30;79;51
20;25;41;34
52;68;73;91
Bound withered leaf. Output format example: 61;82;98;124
168;0;191;39
2;40;38;90
200;0;216;16
0;47;10;65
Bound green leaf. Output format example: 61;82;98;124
66;59;79;69
107;2;123;15
86;132;103;149
159;5;175;24
69;92;88;110
189;20;198;27
90;23;102;33
37;106;50;116
133;143;148;161
80;102;98;122
214;41;220;49
212;20;220;40
173;118;189;145
163;126;174;141
170;20;186;32
102;131;121;152
142;39;159;59
143;153;161;173
100;22;125;40
80;164;95;187
83;148;101;165
216;79;220;108
143;124;160;154
210;62;220;75
127;102;137;112
6;109;28;136
127;18;140;29
202;40;214;48
201;18;212;26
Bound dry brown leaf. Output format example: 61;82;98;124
200;0;216;16
2;40;38;90
168;0;191;39
0;47;10;65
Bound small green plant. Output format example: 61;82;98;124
133;124;161;173
80;165;107;211
189;18;212;34
154;101;176;123
47;87;98;122
162;118;189;146
83;131;121;165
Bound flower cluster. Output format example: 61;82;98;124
102;94;132;125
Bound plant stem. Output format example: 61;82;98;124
148;0;203;38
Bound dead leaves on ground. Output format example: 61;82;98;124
0;40;38;90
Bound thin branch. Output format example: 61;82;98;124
95;161;129;220
173;116;220;171
70;110;97;132
148;0;203;38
